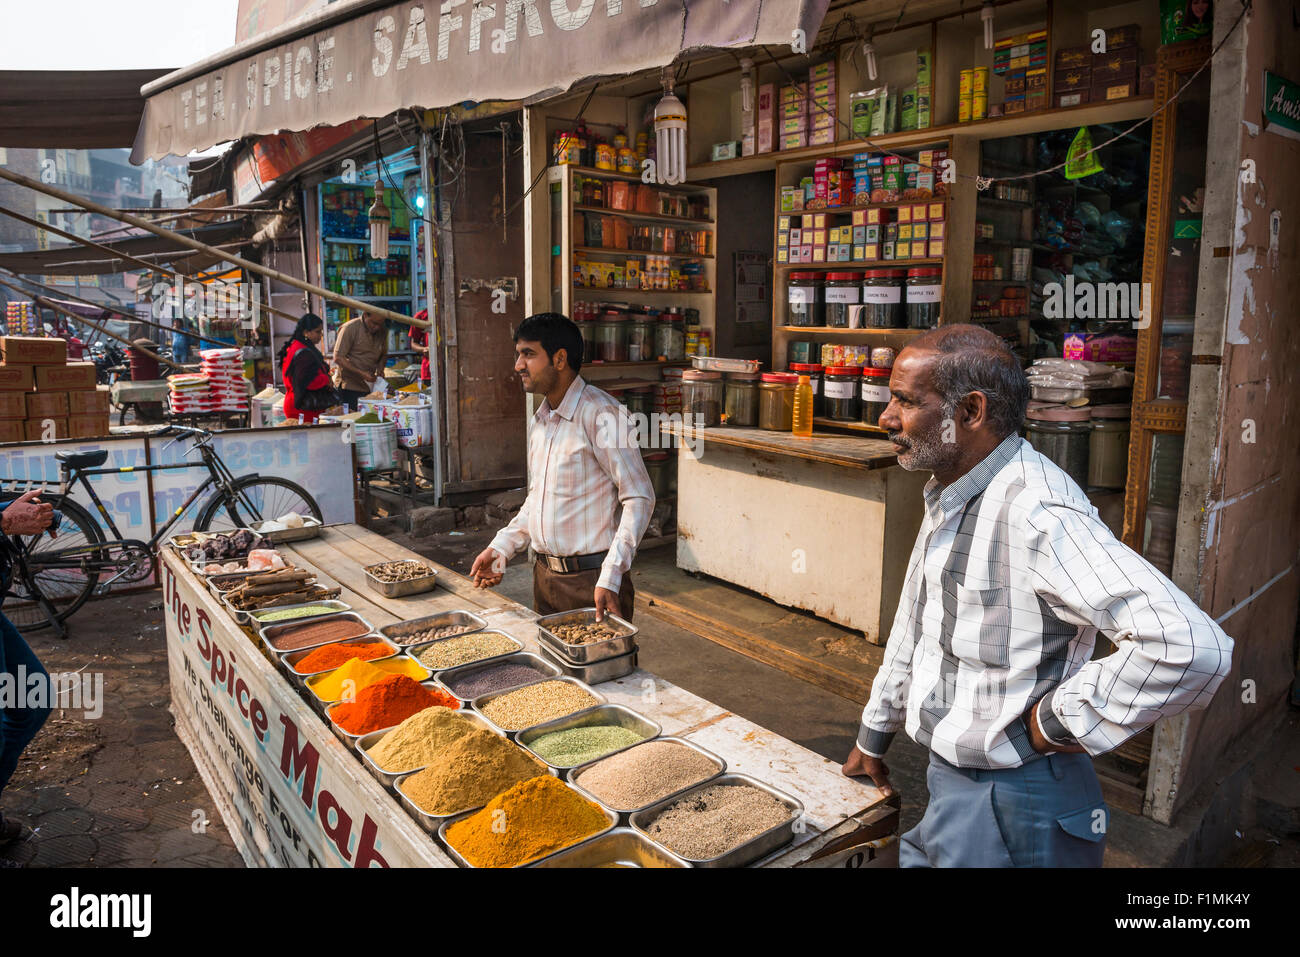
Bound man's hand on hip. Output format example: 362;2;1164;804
1025;701;1086;754
593;586;620;621
842;747;894;796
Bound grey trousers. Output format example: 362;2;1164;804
901;750;1108;867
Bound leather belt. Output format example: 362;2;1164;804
537;551;605;573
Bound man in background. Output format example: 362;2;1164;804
331;311;388;411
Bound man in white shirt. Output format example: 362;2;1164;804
843;324;1234;867
471;313;654;621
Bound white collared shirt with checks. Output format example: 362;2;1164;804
489;376;654;591
857;433;1234;769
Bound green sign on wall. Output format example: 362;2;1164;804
1263;71;1300;141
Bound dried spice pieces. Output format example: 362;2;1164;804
226;568;340;611
254;604;342;623
267;617;369;651
414;632;517;670
293;640;392;674
311;656;429;703
527;725;646;767
641;783;791;860
575;741;720;810
479;680;599;731
444;662;549;700
367;560;434;582
399;729;546;816
550;621;626;645
402;622;478;644
331;676;457;736
365;706;478;773
444;776;608;867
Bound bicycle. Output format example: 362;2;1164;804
1;424;322;637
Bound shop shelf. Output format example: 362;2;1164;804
573;204;713;226
812;417;887;434
574;245;714;261
562;165;709;194
777;326;929;335
572;286;712;296
775;258;944;270
775;196;949;216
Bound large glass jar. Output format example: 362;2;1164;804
642;452;673;497
1088;405;1131;489
787;272;824;327
655;313;685;360
626;316;656;362
824;272;863;328
680;369;723;427
723;371;760;427
860;367;891;426
861;270;905;328
823;366;862;422
576;314;598;364
905;267;942;329
758;372;797;431
1025;407;1091;488
625;386;653;418
789;363;824;418
596;313;628;362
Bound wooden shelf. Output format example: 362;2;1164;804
776;258;944;270
813;417;887;435
572;286;712;297
583;360;690;369
562;165;708;194
776;197;949;217
779;326;928;336
574;245;714;261
574;205;714;227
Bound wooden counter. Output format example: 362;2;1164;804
662;421;899;472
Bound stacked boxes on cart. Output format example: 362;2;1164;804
0;335;110;443
1054;24;1153;109
991;29;1049;116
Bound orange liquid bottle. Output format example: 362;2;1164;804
792;374;814;437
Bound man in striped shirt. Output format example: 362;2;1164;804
843;325;1233;867
471;312;653;621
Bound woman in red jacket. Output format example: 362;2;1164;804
278;313;334;423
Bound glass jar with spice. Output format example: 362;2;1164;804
681;369;724;427
789;362;824;417
823;272;864;328
595;311;628;362
860;367;891;427
905;267;943;329
625;386;653;419
642;452;673;497
1024;406;1091;488
1088;404;1131;489
861;270;905;328
625;314;656;362
654;311;685;361
723;371;760;427
758;372;798;431
823;366;862;422
787;273;824;327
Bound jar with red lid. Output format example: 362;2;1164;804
823;365;862;422
789;362;824;417
758;372;798;431
861;270;905;328
905;267;943;329
787;272;824;327
823;272;864;328
860;366;892;426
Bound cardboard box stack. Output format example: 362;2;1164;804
1055;24;1141;109
777;200;946;265
0;336;110;443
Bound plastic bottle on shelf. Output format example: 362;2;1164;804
792;375;814;437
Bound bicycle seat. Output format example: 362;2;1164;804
55;450;109;470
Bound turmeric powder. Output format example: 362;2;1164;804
444;776;608;867
310;655;430;703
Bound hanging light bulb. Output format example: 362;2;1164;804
740;57;755;114
654;66;688;185
863;37;878;82
368;179;391;260
981;2;995;50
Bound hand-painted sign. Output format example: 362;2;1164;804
1263;70;1300;141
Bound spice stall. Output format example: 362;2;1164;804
160;524;893;867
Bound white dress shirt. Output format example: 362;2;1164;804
489;375;654;591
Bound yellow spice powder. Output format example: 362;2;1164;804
444;776;607;867
312;655;428;702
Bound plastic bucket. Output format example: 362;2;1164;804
354;419;398;471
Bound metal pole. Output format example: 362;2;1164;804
420;130;445;505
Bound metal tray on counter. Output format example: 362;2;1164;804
304;654;431;710
250;602;358;641
363;560;438;598
516;703;660;772
280;633;399;681
629;772;804;868
437;650;560;705
379;610;488;648
436;790;618;867
324;679;454;746
357;709;498;789
566;735;727;817
529;827;690;868
536;642;638;685
535;607;638;664
405;629;523;675
205;569;264;599
470;676;606;736
246;515;323;543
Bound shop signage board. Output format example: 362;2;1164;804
161;553;448;866
133;0;830;161
1262;70;1300;142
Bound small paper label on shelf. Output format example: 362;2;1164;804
861;385;891;402
907;285;942;303
788;287;815;304
824;380;857;399
825;288;861;303
863;287;902;304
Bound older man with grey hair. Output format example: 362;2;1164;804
842;324;1233;867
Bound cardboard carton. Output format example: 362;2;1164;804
0;336;66;365
26;391;69;418
35;362;97;392
0;365;35;392
25;417;68;441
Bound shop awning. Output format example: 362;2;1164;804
131;0;831;162
0;69;174;149
0;219;253;277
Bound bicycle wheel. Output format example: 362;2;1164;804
193;475;323;533
7;498;104;633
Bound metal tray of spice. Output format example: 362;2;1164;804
535;607;638;664
515;703;661;772
528;826;691;868
205;569;265;598
261;612;375;665
406;629;524;675
358;709;498;789
566;735;727;818
280;634;400;680
251;602;358;641
536;641;638;685
436;788;618;867
629;772;804;869
470;676;606;736
324;679;458;746
437;650;561;705
363;559;438;598
304;653;432;709
380;610;488;647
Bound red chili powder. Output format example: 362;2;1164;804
294;640;393;674
331;675;459;735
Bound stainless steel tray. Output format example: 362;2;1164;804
471;676;606;736
304;653;431;708
281;634;400;679
690;355;762;374
358;709;497;788
243;598;350;629
437;650;560;705
205;569;263;598
529;827;690;868
536;642;639;685
406;629;523;674
535;607;638;664
363;561;438;598
437;787;617;867
516;703;660;771
259;609;369;653
567;736;727;816
629;772;804;868
325;679;457;745
380;610;488;647
247;515;323;543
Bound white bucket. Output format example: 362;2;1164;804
354;419;398;471
390;402;433;448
